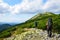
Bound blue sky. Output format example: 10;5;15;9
3;0;47;6
43;0;47;3
0;0;60;23
3;0;22;6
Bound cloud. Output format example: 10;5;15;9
0;0;60;22
11;0;43;14
42;0;60;13
22;0;60;14
0;0;11;14
0;0;60;15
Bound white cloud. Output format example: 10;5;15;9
0;0;11;14
0;0;60;15
42;0;60;13
11;0;43;14
0;0;3;3
0;0;60;22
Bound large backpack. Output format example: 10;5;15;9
47;18;53;29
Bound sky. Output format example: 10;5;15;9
0;0;60;23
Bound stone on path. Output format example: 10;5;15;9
4;28;60;40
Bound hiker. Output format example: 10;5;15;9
34;21;38;28
46;18;53;37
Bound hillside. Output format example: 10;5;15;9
0;12;60;40
4;28;60;40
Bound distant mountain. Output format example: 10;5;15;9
0;22;21;32
0;24;12;31
8;23;21;25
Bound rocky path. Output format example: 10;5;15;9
4;28;60;40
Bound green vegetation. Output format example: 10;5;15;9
0;26;16;38
0;12;60;39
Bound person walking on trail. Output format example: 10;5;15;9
46;18;53;37
35;21;38;28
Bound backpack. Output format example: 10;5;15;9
47;18;53;30
48;18;52;26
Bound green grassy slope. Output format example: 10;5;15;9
0;12;60;38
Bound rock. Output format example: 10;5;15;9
4;28;60;40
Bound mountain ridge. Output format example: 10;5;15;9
0;12;60;40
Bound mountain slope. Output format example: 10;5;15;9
4;28;60;40
0;12;60;39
